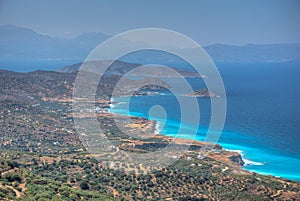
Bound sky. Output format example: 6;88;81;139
0;0;299;45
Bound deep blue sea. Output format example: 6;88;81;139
109;62;300;181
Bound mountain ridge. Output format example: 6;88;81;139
1;24;300;71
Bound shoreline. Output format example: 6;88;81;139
223;148;264;166
108;99;300;182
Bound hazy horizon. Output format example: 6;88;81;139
2;23;300;47
0;0;300;46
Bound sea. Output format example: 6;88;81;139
108;62;300;181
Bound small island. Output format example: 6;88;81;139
185;89;217;98
133;91;161;96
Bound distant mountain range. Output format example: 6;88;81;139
1;24;300;71
0;24;109;59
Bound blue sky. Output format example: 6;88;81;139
0;0;299;45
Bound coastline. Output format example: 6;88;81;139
108;99;300;182
107;101;241;167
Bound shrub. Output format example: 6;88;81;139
13;173;22;182
80;181;89;190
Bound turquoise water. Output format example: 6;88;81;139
108;62;300;181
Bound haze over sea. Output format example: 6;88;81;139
109;62;300;181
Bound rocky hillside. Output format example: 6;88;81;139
0;69;299;200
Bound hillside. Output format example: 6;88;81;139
0;69;299;200
58;60;205;78
58;60;140;74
